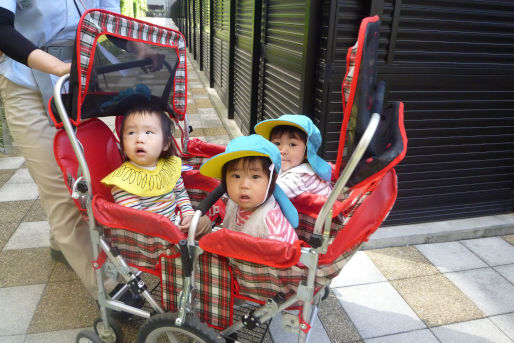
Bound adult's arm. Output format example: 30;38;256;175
0;7;70;76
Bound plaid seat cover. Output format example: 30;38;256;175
105;228;173;271
161;251;232;329
228;188;370;303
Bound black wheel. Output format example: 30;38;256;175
76;329;102;343
93;317;124;343
137;312;223;343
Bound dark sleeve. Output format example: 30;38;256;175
0;7;39;66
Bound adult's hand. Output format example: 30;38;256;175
128;41;164;72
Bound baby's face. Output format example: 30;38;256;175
271;134;306;172
226;159;270;211
122;113;166;167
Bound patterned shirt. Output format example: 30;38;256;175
277;163;332;198
111;176;194;223
226;197;298;244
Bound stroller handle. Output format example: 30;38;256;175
313;112;381;247
53;74;93;195
94;57;173;76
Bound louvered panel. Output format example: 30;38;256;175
194;0;202;62
201;0;211;77
390;1;514;67
234;47;253;135
259;0;307;122
233;0;255;135
211;0;231;106
260;64;302;120
317;0;514;225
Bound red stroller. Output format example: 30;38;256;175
50;10;406;343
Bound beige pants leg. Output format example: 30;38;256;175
0;76;116;297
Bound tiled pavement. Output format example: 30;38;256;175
1;18;514;343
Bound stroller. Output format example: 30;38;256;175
50;10;406;343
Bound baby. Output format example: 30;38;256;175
101;102;211;236
255;114;332;198
200;134;299;243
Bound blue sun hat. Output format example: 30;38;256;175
254;114;332;182
200;134;299;228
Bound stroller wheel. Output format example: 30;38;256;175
94;317;123;343
137;312;223;343
76;329;102;343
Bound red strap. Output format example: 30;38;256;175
92;250;107;270
298;309;312;333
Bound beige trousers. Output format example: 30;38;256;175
0;75;116;297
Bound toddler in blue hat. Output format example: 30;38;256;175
200;135;299;244
255;114;333;198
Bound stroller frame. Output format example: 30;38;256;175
51;11;406;343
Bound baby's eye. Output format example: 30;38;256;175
252;174;261;180
231;173;240;179
127;131;135;135
289;143;297;147
272;140;280;146
146;130;154;134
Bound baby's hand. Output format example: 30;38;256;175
178;215;193;231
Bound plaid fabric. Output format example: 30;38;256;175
229;250;355;304
182;155;209;171
195;252;232;329
160;246;183;313
78;10;187;116
342;42;358;108
105;228;172;270
160;251;232;329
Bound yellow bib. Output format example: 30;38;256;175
101;157;182;197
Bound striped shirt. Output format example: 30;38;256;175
226;197;298;244
111;176;194;223
277;163;332;198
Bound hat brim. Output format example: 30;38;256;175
254;119;307;140
200;150;268;179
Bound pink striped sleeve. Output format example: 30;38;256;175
265;206;298;244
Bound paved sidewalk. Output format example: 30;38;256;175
1;17;514;343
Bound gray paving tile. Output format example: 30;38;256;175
3;221;50;250
0;182;39;201
23;200;47;222
318;292;361;343
431;318;512;343
0;157;24;170
0;248;54;287
0;336;25;343
0;200;33;223
445;268;514;316
494;264;514;284
6;168;33;183
268;310;331;343
0;170;15;188
365;246;439;280
503;234;514;246
461;237;514;266
24;328;90;343
331;251;387;288
490;313;514;341
391;274;483;327
0;221;18;250
333;282;425;339
28;280;98;333
415;242;487;273
0;284;45;335
364;329;439;343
